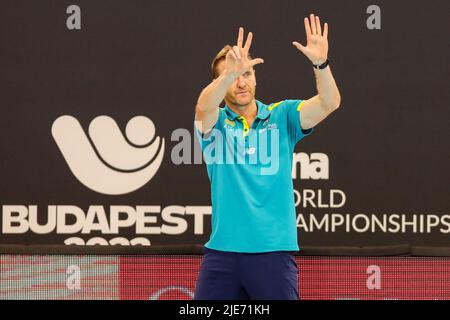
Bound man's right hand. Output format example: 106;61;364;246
225;27;264;78
195;27;264;133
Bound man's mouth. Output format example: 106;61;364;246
236;91;248;95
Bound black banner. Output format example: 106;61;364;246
0;0;448;248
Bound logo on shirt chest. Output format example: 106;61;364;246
224;119;235;127
223;117;277;134
223;119;237;130
259;119;277;132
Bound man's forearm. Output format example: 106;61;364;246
196;70;236;114
313;65;341;110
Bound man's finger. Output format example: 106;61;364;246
227;49;237;61
316;16;322;36
304;17;312;41
233;45;241;59
310;14;317;34
237;27;244;48
292;41;306;53
323;22;328;38
244;32;253;52
250;58;264;67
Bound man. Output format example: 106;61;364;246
193;14;341;300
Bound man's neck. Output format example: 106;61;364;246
227;99;258;122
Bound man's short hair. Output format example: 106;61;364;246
211;45;252;79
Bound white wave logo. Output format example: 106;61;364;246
52;115;164;195
149;285;194;300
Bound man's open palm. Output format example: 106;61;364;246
293;14;329;65
225;27;264;77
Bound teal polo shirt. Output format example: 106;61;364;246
195;99;313;253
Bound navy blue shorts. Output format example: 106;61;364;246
194;247;299;300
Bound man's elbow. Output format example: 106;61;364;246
334;94;341;110
326;93;341;111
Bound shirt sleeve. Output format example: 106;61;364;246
284;99;314;144
194;108;225;152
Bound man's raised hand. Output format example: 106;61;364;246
225;27;264;78
293;14;329;65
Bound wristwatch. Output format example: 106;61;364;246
313;59;330;69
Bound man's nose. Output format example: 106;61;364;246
236;76;246;88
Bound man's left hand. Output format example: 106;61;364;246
293;14;329;65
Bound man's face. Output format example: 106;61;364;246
216;60;257;108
